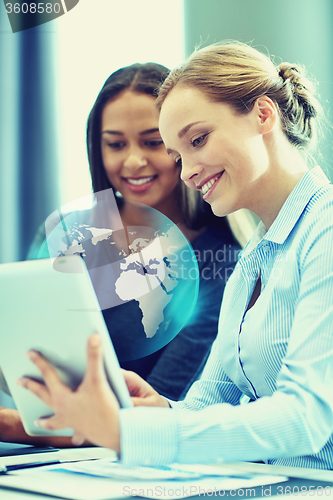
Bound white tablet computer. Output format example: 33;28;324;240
0;255;132;436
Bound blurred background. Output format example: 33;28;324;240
0;0;332;409
0;0;332;266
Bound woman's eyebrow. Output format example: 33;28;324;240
178;121;204;139
101;128;160;136
165;121;205;154
140;128;160;136
101;130;123;136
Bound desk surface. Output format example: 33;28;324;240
0;450;333;500
1;476;333;500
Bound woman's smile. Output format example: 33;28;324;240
200;171;224;200
122;175;158;192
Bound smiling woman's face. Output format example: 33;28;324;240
100;90;180;215
159;85;272;219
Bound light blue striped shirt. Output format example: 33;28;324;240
120;166;333;469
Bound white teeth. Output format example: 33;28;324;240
126;176;155;186
201;173;222;195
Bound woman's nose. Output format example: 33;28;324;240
123;149;147;169
180;158;203;188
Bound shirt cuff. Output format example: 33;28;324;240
119;406;178;467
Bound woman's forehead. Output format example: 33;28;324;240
101;91;159;129
160;86;199;123
159;85;215;137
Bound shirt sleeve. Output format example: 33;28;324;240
119;205;333;467
119;339;243;466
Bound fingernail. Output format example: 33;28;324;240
89;334;100;348
72;436;85;446
34;419;45;428
17;378;24;387
26;351;36;360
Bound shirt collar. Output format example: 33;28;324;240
265;166;330;245
242;166;330;256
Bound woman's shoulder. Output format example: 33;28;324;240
306;182;333;214
296;182;333;239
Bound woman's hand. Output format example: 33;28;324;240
18;334;121;451
0;406;76;447
122;370;170;408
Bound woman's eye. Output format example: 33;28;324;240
107;142;126;150
192;134;208;147
145;140;164;148
176;158;182;167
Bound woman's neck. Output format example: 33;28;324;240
254;135;309;229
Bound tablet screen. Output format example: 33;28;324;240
0;256;132;436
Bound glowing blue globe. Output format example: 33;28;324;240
37;189;199;361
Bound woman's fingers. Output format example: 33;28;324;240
122;369;141;391
71;431;86;446
84;334;107;386
34;414;66;431
18;351;71;414
17;376;51;407
25;351;63;391
122;369;159;399
131;395;171;408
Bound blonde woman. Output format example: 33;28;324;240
21;41;331;470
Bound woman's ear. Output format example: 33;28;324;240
255;95;277;134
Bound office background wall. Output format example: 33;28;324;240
0;8;62;265
0;0;184;408
0;0;184;267
183;0;333;180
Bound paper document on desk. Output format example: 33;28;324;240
0;459;287;500
0;446;117;468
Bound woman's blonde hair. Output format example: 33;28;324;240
156;41;323;159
